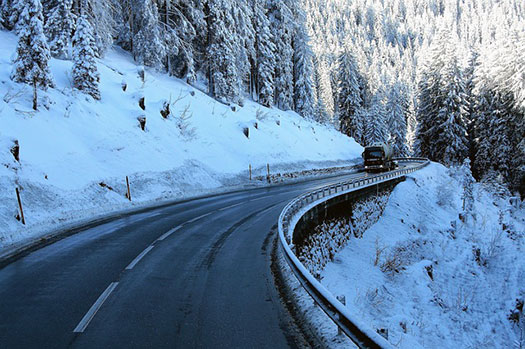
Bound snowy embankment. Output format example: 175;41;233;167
321;163;525;348
0;29;362;249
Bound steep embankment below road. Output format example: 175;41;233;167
0;30;361;248
321;163;525;348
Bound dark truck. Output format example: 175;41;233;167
362;142;396;172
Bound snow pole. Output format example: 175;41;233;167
126;176;132;202
267;163;270;183
249;164;252;181
15;187;25;225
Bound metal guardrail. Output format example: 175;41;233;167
278;158;430;349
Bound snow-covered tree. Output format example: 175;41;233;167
337;49;365;144
133;0;165;68
11;0;54;89
207;0;238;103
293;9;315;119
268;0;294;110
72;14;100;99
385;83;409;156
363;95;388;145
44;0;76;59
233;0;255;99
253;0;275;107
1;0;23;30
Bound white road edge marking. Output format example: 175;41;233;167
73;282;119;333
157;225;183;241
125;245;154;270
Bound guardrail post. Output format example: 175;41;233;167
336;295;346;336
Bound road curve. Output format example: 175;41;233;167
0;165;415;348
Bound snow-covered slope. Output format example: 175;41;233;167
322;163;525;348
0;30;362;248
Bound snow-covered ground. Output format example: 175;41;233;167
321;163;525;348
0;29;362;249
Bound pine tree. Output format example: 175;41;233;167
337;49;365;144
363;94;388;145
72;14;100;100
44;0;76;59
268;0;294;110
207;0;238;103
233;0;255;100
133;0;165;68
2;0;23;30
416;31;468;166
11;0;54;89
293;10;315;119
253;0;275;107
434;53;469;166
385;83;409;156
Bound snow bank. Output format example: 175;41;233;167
321;163;525;348
0;30;362;248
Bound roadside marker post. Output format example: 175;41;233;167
126;176;132;201
15;187;25;225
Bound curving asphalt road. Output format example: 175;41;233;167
0;167;412;348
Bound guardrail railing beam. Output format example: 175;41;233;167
277;158;430;349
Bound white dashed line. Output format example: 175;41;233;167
186;212;213;223
157;225;183;241
73;282;119;333
125;245;154;270
218;202;243;211
248;196;271;202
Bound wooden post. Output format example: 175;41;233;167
126;176;131;201
266;163;270;183
15;187;25;225
249;164;252;180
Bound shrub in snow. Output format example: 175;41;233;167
177;104;195;140
11;0;54;90
72;15;100;100
298;191;391;277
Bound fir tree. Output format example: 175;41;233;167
385;83;409;156
253;0;275;107
133;0;165;68
293;10;315;119
337;49;365;144
72;14;100;100
11;0;54;89
268;0;294;110
207;0;238;103
363;94;388;145
44;0;76;59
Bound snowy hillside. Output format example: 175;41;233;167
321;163;525;348
0;30;362;248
